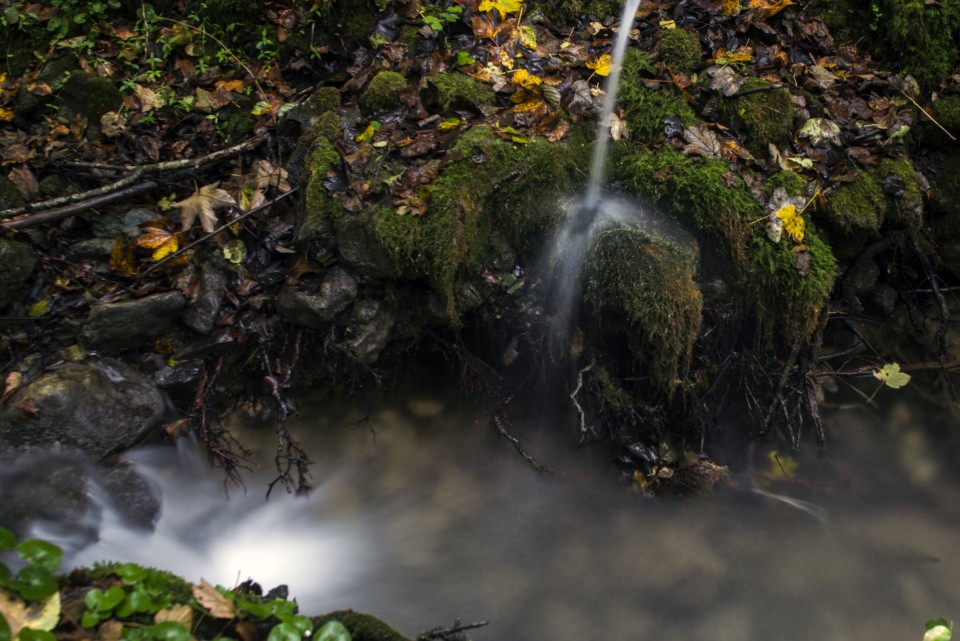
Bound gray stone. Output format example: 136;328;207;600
277;266;358;329
100;464;161;529
81;291;185;353
91;207;158;239
348;299;397;363
0;175;26;211
0;239;36;311
183;264;227;335
0;449;94;539
66;237;116;262
337;214;400;277
0;359;165;460
58;71;123;139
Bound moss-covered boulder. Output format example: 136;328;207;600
876;157;924;229
0;239;36;312
723;78;795;156
429;72;496;112
544;0;624;23
659;28;703;73
359;71;408;113
58;71;123;134
0;175;26;211
618;49;695;143
820;169;886;258
583;219;702;396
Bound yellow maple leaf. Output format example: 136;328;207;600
748;0;796;18
586;53;613;76
512;68;542;89
775;203;805;242
136;226;180;261
0;107;13;122
175;183;236;233
722;0;742;16
478;0;522;19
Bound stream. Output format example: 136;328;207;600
65;389;960;641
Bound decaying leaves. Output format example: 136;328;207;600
0;587;61;637
874;362;911;389
192;579;236;619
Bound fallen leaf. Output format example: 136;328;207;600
478;0;521;19
192;580;236;619
7;165;38;201
586;53;613;77
0;587;61;637
136;226;180;261
748;0;795;18
134;84;164;112
873;362;911;389
98;619;124;641
3;371;23;402
155;604;193;629
682;124;722;158
775;203;805;242
797;117;841;147
175;183;236;233
0;107;13;122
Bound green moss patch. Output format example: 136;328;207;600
359;71;408;112
618;50;694;143
821;169;885;257
617;147;759;262
429;72;496;111
659;28;703;73
724;78;794;156
583;226;702;395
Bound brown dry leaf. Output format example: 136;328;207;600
215;79;245;93
0;587;60;636
136;226;180;261
7;165;38;201
175;183;236;233
682;124;722;159
100;111;128;138
134;84;164;112
254;160;291;192
3;371;23;402
748;0;796;18
192;580;236;619
155;604;193;628
98;619;124;641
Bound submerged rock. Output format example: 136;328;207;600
0;359;165;460
277;266;358;328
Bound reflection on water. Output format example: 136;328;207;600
69;394;960;641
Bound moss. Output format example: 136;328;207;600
545;0;624;23
429;72;496;112
821;169;885;257
373;125;583;320
299;113;345;244
724;78;794;156
765;170;808;198
876;157;924;229
932;95;960;136
659;28;703;73
396;24;420;50
84;561;194;604
743;230;838;343
618;49;694;143
359;71;408;112
1;22;48;76
583;227;702;395
314;610;410;641
617;147;760;262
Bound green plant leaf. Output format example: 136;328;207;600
925;625;952;641
289;615;313;636
17;628;56;641
0;611;11;641
15;541;61;574
0;529;15;552
315;620;351;641
151;622;190;641
873;362;911;389
266;622;301;641
13;566;57;601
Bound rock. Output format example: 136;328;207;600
154;360;204;408
183;264;227;335
99;463;161;529
81;291;185;353
0;238;36;311
66;238;116;265
348;299;397;363
91;207;157;239
336;213;400;277
58;71;123;139
0;359;165;460
277;266;358;329
0;174;26;211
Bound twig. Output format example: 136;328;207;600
419;620;489;640
1;132;268;221
570;360;594;436
490;411;553;474
2;181;160;231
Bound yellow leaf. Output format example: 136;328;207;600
0;587;61;636
222;239;247;264
478;0;522;19
873;362;911;389
27;299;50;317
659;19;677;28
764;449;798;479
748;0;796;18
0;107;13;122
711;47;753;64
192;580;236;619
355;120;380;143
512;68;542;89
586;53;613;76
775;203;805;242
722;0;742;16
517;25;537;49
438;117;462;130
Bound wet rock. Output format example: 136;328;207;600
154;359;204;408
0;238;36;311
183;264;227;335
65;238;116;264
174;331;236;361
100;463;161;529
58;71;123;140
81;291;185;353
0;359;165;460
91;207;157;239
337;213;400;277
0;174;26;211
348;299;397;363
0;449;95;539
277;266;358;329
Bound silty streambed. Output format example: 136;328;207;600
66;393;960;641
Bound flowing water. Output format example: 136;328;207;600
64;390;960;641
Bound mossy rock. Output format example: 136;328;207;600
0;239;36;311
372;125;585;320
313;610;410;641
659;28;703;73
59;72;123;129
0;175;26;212
618;49;694;143
544;0;624;23
429;72;496;112
765;170;808;198
0;20;49;76
616;146;759;263
820;169;886;257
359;71;408;113
931;95;960;137
583;224;702;395
742;230;838;343
723;78;794;156
876;157;924;229
299;112;346;245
